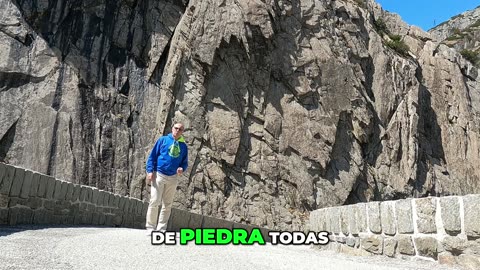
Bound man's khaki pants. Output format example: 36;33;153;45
145;172;178;231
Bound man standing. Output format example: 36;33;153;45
145;123;188;234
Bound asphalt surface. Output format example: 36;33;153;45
0;225;461;270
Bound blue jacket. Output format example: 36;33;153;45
146;133;188;176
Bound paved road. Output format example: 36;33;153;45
0;226;461;270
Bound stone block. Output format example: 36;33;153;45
384;237;397;257
84;212;93;224
108;193;115;207
122;198;130;213
142;201;148;216
0;208;8;225
118;196;126;211
122;214;133;227
129;199;137;213
53;180;62;200
29;173;40;197
457;254;480;270
438;252;456;266
113;214;123;226
336;235;346;243
45;176;56;200
97;191;105;207
37;174;48;198
360;235;383;254
8;197;26;207
167;208;190;232
368;202;381;234
465;239;480;255
44;210;54;223
395;235;415;255
328;234;335;242
309;209;326;232
113;195;120;208
54;201;70;216
20;170;33;199
103;192;110;206
87;204;95;212
340;206;349;235
105;214;114;226
355;203;367;233
330;207;341;234
395;199;413;234
8;207;19;225
0;194;9;207
65;184;74;201
414;236;438;259
53;214;63;225
71;184;81;202
91;212;99;225
415;197;437;234
79;186;87;201
33;209;46;224
135;200;142;216
64;216;74;225
79;202;88;212
346;237;356;247
347;206;357;235
9;207;32;225
54;181;68;200
91;188;99;204
309;209;325;232
44;200;55;210
381;201;396;236
9;167;25;197
60;181;69;200
18;208;33;224
188;212;204;229
464;194;480;238
26;197;42;209
86;187;93;203
69;204;79;217
0;165;15;195
73;214;81;225
323;209;332;232
441;235;468;254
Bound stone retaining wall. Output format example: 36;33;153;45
0;162;148;228
309;196;480;269
0;163;271;240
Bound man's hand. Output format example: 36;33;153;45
146;172;153;185
177;168;183;175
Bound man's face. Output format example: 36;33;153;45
172;124;184;138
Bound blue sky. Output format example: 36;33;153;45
376;0;480;31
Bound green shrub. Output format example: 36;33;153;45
445;35;461;41
445;28;466;41
353;0;367;9
373;18;389;37
470;19;480;28
386;35;410;56
460;49;479;65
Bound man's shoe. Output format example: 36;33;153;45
146;229;153;236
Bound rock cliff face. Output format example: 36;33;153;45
429;6;480;50
1;0;480;230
